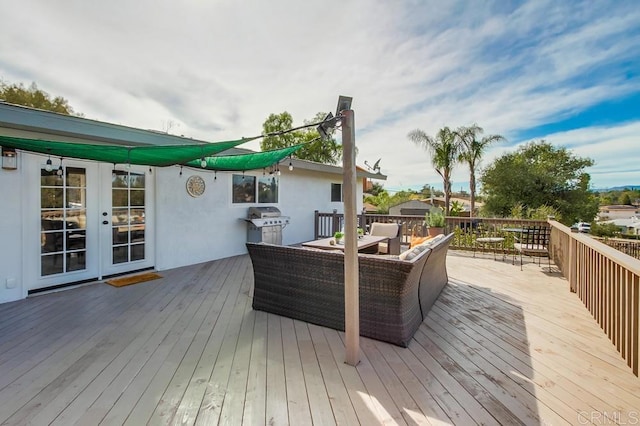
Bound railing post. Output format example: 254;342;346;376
569;237;577;292
331;209;339;236
314;210;319;239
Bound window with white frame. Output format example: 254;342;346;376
232;174;278;203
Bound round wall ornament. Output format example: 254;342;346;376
186;175;206;197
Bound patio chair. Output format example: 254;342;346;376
360;222;401;255
513;225;551;270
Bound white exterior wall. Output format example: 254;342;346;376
153;166;362;271
0;153;25;304
599;208;640;221
0;149;365;303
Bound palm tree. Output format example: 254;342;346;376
408;126;460;215
456;124;505;217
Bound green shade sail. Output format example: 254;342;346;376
0;135;257;166
187;144;305;171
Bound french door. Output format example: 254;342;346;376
99;164;154;277
31;159;154;292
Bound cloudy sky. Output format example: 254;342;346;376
1;0;638;192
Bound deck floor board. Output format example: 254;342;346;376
0;252;638;425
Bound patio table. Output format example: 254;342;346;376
302;235;388;252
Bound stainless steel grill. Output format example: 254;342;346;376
244;207;290;245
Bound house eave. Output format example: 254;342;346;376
0;101;208;147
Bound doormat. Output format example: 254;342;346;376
106;272;162;287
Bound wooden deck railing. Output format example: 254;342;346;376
593;236;640;260
549;220;640;376
314;212;640;375
314;211;547;254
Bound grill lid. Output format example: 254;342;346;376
248;206;282;218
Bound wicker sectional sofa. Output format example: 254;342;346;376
246;233;453;347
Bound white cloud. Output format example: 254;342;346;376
1;0;638;191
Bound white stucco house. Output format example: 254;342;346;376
598;205;640;221
602;216;640;236
0;102;383;304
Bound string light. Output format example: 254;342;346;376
179;165;183;177
45;156;52;172
288;155;293;171
56;157;63;177
200;157;207;168
214;171;217;181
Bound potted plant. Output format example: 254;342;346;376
357;227;365;239
333;231;344;244
426;211;445;237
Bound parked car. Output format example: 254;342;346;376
571;222;591;233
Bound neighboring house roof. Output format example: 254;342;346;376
429;197;482;210
389;200;433;209
290;158;386;180
602;217;640;228
600;205;640;211
363;202;378;212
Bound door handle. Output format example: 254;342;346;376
102;220;109;225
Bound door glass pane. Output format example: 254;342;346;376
130;190;145;206
113;246;128;264
131;244;145;261
66;188;86;208
42;254;63;275
41;169;63;186
112;171;129;188
112;208;129;225
67;230;86;250
111;170;146;265
67;209;87;230
66;167;86;187
41;188;64;208
129;173;145;188
66;252;86;271
112;189;128;207
41;167;87;276
41;232;63;253
130;208;145;224
113;226;129;244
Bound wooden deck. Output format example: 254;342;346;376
1;252;639;425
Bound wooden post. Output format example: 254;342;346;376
314;210;319;239
332;209;340;236
342;109;360;366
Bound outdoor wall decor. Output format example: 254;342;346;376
186;175;206;197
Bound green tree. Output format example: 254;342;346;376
480;141;599;225
368;182;385;196
364;189;417;214
0;80;79;115
408;126;460;215
591;222;621;237
261;112;342;165
456;123;505;217
449;200;465;216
